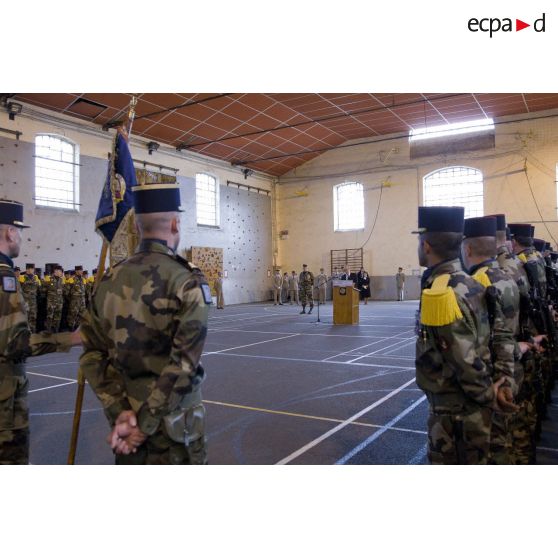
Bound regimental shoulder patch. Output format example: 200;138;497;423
2;275;17;292
201;283;213;304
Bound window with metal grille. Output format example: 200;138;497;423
423;166;484;218
35;134;80;210
333;182;365;231
196;172;219;226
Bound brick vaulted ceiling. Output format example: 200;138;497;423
8;93;558;176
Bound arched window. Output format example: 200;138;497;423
35;134;80;210
196;172;219;226
423;166;483;218
333;181;364;231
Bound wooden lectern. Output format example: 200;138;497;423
332;280;359;325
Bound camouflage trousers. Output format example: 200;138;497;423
509;355;537;464
489;412;514;465
299;285;313;306
67;297;86;330
509;400;535;464
46;301;63;333
116;400;207;466
427;407;492;465
0;366;29;465
24;300;38;334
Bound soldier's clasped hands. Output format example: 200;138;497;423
107;410;147;455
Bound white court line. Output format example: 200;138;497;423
203;334;300;355
209;316;286;328
209;316;311;331
363;354;415;362
276;377;417;465
538;446;558;453
31;408;101;417
209;312;286;323
205;351;416;371
408;443;429;465
335;395;427;464
352;324;415;329
321;334;408;363
210;311;274;319
346;337;415;364
359;314;414;321
26;361;80;369
29;380;76;393
207;328;395;340
382;339;416;356
27;371;77;382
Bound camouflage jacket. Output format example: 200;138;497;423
517;247;548;335
43;275;65;306
518;247;547;298
65;275;86;300
497;244;535;339
299;271;314;288
470;259;519;385
19;273;40;301
79;239;211;435
415;258;495;412
0;252;72;366
496;245;530;297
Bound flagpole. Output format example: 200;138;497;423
67;97;137;464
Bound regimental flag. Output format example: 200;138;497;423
95;131;136;244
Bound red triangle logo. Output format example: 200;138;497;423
516;19;530;31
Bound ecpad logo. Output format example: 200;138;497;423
468;13;546;37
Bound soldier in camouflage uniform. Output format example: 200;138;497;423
19;263;41;333
414;207;516;465
510;224;549;449
299;264;314;315
462;216;522;464
492;218;538;464
83;270;91;309
0;200;78;464
80;183;211;465
66;265;87;331
532;237;556;411
44;265;65;333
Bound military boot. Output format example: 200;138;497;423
300;305;306;314
308;305;313;315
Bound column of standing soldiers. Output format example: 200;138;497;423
16;263;96;333
415;206;558;464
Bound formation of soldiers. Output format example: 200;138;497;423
415;206;558;465
15;263;96;333
273;265;330;313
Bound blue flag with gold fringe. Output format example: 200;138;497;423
95;131;136;243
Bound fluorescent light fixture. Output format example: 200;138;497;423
409;118;494;142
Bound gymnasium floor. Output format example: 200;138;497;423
26;300;558;465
